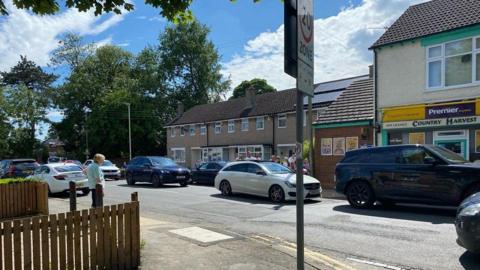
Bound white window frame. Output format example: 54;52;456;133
426;36;480;91
180;126;185;136
278;114;287;128
171;127;176;137
256;117;264;130
200;125;206;135
171;148;186;163
189;124;195;136
241;118;249;131
215;122;222;134
228;120;235;133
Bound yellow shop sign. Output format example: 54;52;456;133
383;105;425;122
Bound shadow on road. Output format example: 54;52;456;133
49;191;90;199
459;251;480;269
332;204;456;224
210;193;321;210
116;183;188;189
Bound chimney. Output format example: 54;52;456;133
245;87;256;109
176;102;184;118
368;65;374;78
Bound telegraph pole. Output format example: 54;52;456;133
124;103;132;161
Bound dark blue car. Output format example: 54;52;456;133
125;156;190;187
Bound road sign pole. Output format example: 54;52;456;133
295;91;305;270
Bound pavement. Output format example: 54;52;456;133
47;180;480;270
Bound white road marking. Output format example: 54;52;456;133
347;257;405;270
169;226;233;243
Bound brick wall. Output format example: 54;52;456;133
314;125;373;189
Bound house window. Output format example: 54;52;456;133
238;146;263;160
171;148;185;163
171;127;176;137
200;125;206;135
426;36;480;89
228;120;235;133
189;124;195;136
241;118;249;131
180;126;185;136
278;114;287;128
256;117;264;130
215;122;222;134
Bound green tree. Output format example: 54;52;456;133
1;56;57;156
230;78;276;99
0;87;12;158
50;32;95;71
0;0;262;21
157;19;230;109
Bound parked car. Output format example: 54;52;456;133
125;156;190;187
64;160;82;167
456;192;480;254
28;163;89;195
192;161;228;185
47;156;65;163
214;161;322;203
0;159;39;178
335;145;480;209
83;159;121;180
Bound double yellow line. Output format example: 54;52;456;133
250;234;357;270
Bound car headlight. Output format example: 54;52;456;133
459;205;480;217
284;181;296;188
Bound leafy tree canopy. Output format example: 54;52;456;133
0;0;261;22
230;78;276;100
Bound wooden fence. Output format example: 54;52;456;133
0;200;140;270
0;182;49;220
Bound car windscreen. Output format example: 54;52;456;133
54;165;83;172
102;160;114;166
262;162;292;174
150;157;177;167
428;146;468;164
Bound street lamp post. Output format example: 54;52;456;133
124;103;132;161
84;107;91;161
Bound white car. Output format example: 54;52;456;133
84;159;121;180
214;161;322;203
28;163;90;195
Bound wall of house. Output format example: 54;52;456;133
314;125;373;189
207;117;274;146
376;40;480;109
166;125;208;167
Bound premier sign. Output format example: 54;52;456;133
426;102;475;119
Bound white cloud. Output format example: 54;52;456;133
0;1;126;71
149;16;166;23
221;0;427;90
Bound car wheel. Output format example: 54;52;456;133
179;179;188;187
152;174;162;188
126;173;135;186
82;189;90;196
269;185;285;203
346;181;375;209
220;180;232;196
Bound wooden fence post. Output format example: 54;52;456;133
36;182;49;215
69;181;77;212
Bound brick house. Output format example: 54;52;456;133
166;75;369;168
372;0;480;161
314;77;374;188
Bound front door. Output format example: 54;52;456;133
433;130;469;160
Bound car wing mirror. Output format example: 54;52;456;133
424;157;437;165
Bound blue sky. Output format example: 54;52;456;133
0;0;427;138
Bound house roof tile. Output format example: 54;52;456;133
371;0;480;48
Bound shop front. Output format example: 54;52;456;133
381;99;480;161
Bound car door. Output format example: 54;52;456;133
245;164;270;196
195;163;209;183
204;163;221;184
138;158;153;182
226;164;249;193
391;146;442;202
366;148;401;199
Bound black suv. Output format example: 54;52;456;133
0;159;39;178
125;156;190;187
335;145;480;208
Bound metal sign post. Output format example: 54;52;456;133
285;0;314;269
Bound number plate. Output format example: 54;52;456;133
177;176;186;179
309;189;319;195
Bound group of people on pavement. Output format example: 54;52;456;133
269;154;311;175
